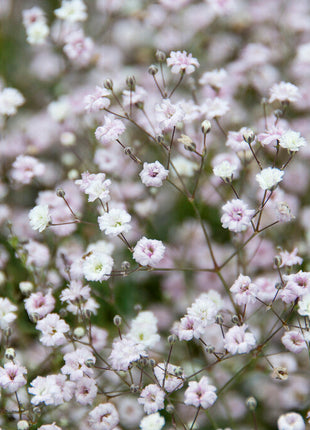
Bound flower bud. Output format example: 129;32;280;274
134;304;142;312
56;188;65;198
166;404;175;413
5;347;16;360
275;282;283;290
178;134;196;152
156;50;166;62
148;65;158;76
130;384;140;393
173;366;184;377
104;78;113;90
149;358;156;367
246;396;257;411
205;345;215;354
17;420;29;430
243;128;255;144
231;315;240;324
274;109;283;119
19;281;33;296
201;119;211;134
126;75;136;91
73;327;85;338
156;134;164;144
121;261;130;271
215;314;224;325
168;334;177;345
274;255;282;267
85;357;96;368
139;357;148;367
113;315;122;326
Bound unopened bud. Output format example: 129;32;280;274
275;282;283;290
274;109;283;119
274;255;282;267
231;315;240;325
156;50;166;63
206;345;215;354
56;188;65;198
148;65;158;76
156;134;164;144
201;119;211;134
139;357;148;367
149;358;156;367
174;366;183;377
73;327;85;339
113;315;122;326
130;384;140;393
246;396;257;411
5;348;16;360
166;404;175;413
215;314;224;325
104;78;113;90
17;420;29;430
134;304;142;313
29;313;40;323
126;75;136;91
168;334;177;345
124;146;133;155
85;357;96;368
19;281;33;295
243;128;255;144
178;134;196;152
33;406;41;415
121;261;130;272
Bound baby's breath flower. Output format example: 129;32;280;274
256;167;284;190
279;130;306;152
28;204;51;232
167;50;199;75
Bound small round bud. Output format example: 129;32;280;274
56;188;65;198
149;359;156;367
156;134;164;144
32;406;41;415
68;169;79;180
274;109;283;119
173;366;184;377
274;255;282;267
19;281;33;296
29;312;40;323
17;420;29;430
126;75;136;91
246;396;257;411
166;404;175;413
275;282;284;290
59;308;67;318
85;357;96;368
184;141;196;152
104;78;113;90
121;261;131;271
113;315;122;326
60;131;76;146
73;327;85;339
215;314;224;325
124;146;133;155
231;315;240;325
168;334;177;345
201;119;211;134
5;348;16;360
130;384;140;393
156;50;166;62
134;304;142;313
206;345;215;354
148;65;158;76
139;357;148;367
243;128;255;144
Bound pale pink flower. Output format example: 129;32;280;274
212;152;241;181
281;330;307;354
109;337;147;371
279;271;310;303
38;424;63;430
55;0;87;22
24;240;50;267
184;376;217;409
167;50;199;74
224;324;256;355
11;155;45;184
36;313;69;346
29;374;74;406
95;116;126;145
139;161;169;187
199;68;227;89
133;237;165;267
277;412;305;430
60;279;91;303
88;403;119;430
258;125;286;147
154;363;184;393
28;204;51;233
279;130;306;152
63;29;94;67
177;315;196;341
122;85;147;106
24;289;55;319
127;311;160;349
230;274;258;305
278;248;303;268
155;99;185;130
22;6;46;26
226;127;253;152
200;97;229;119
255;277;277;303
0;297;17;329
94;147;120;173
186;294;218;337
138;384;165;414
75;377;98;405
84;86;111;112
98;208;131;236
61;347;95;380
0;362;27;393
256;167;284;191
76;172;111;203
269;81;301;104
221;199;255;233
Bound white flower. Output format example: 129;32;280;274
140;412;165;430
55;0;87;22
0;297;17;329
26;21;49;45
127;311;160;348
298;293;310;317
256;167;284;190
28;205;51;232
171;156;198;177
200;97;230;119
279;130;306;152
199;68;227;89
98;208;131;236
213;160;238;181
277;412;305;430
82;252;114;282
0;87;25;116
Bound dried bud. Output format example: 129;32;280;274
156;50;166;63
168;334;177;345
246;396;257;411
5;348;16;360
113;315;122;326
104;78;113;90
126;75;136;91
201;119;211;134
243;128;255;144
148;64;159;76
56;188;65;198
178;134;196;152
272;366;288;380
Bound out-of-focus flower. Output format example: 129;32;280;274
0;87;24;116
269;81;301;104
55;0;87;22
